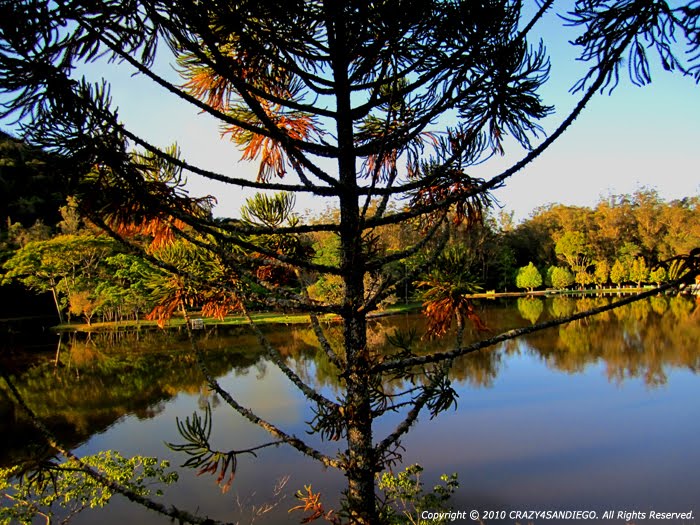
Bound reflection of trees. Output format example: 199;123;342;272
0;329;270;468
449;349;501;388
650;296;668;315
550;296;575;318
3;297;697;469
265;311;509;391
517;297;544;324
523;296;699;386
670;295;694;320
237;296;699;392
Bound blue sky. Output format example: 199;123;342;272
4;6;699;223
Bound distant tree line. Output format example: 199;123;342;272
504;190;699;291
1;135;698;323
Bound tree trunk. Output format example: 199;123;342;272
337;147;376;524
50;286;65;324
340;206;377;524
345;340;376;524
328;3;379;519
456;310;466;348
180;300;190;325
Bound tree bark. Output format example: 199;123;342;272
339;180;377;524
50;286;65;324
326;3;378;519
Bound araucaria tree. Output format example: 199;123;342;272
1;1;699;523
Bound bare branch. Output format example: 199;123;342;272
188;332;342;469
240;304;340;412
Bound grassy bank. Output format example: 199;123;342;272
52;287;664;333
53;302;423;333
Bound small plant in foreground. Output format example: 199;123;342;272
377;465;459;525
0;451;177;525
288;465;458;524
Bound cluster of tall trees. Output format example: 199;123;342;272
1;189;312;326
506;190;700;291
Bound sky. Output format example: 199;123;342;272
3;6;699;223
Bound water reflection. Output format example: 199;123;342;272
515;295;700;386
517;297;544;324
2;296;698;470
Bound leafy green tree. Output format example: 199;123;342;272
592;195;636;261
508;210;558;270
658;197;700;259
550;266;575;290
610;259;628;288
593;260;610;288
545;265;556;288
633;188;664;260
101;253;158;321
617;241;642;265
2;1;699;523
629;256;650;288
507;193;699;275
0;451;177;525
555;230;592;276
377;465;458;525
575;270;595;290
68;288;102;325
649;266;667;287
1;234;119;323
515;262;542;292
491;241;517;292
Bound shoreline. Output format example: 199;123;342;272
44;286;665;333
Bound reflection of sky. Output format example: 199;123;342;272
398;348;700;515
73;364;346;525
64;330;700;525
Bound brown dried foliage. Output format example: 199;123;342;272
421;297;489;338
288;485;340;524
412;169;488;227
182;61;317;182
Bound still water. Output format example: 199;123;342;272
1;295;699;523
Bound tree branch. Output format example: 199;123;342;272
0;369;232;525
375;275;698;374
187;329;341;469
240;304;340;412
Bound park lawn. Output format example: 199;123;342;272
53;302;422;332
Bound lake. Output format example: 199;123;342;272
1;295;699;524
